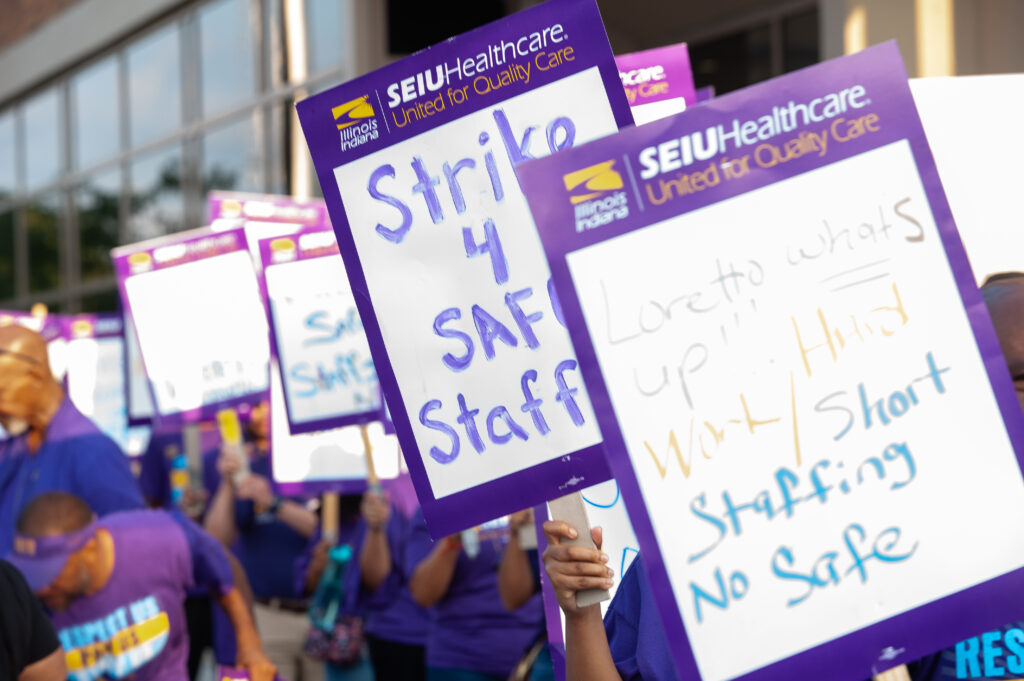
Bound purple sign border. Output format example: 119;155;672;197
112;227;270;425
520;42;1024;680
296;0;634;538
207;190;329;228
255;228;380;436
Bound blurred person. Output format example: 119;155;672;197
299;493;374;681
407;510;543;681
7;491;275;681
344;477;429;681
0;558;67;681
0;325;144;550
498;509;554;681
204;400;322;681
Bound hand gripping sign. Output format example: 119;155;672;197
520;42;1024;681
297;0;632;537
112;227;271;423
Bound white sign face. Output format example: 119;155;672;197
124;250;270;416
265;252;378;426
66;335;151;456
565;141;1024;681
269;360;398;485
333;68;615;499
910;75;1024;284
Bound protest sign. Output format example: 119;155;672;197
208;191;329;269
520;42;1024;681
910;74;1024;285
123;317;155;425
257;228;379;434
112;227;270;423
616;43;697;125
65;314;151;457
297;0;632;537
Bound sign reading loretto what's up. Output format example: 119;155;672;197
297;0;632;536
519;42;1024;681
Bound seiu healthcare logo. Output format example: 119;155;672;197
563;160;628;232
333;95;379;152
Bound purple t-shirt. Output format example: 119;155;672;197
50;510;234;681
0;397;144;552
344;506;430;646
406;511;542;676
604;556;678;681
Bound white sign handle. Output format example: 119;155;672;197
548;491;610;608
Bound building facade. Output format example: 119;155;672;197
0;0;1019;313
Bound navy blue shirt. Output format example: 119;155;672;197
0;397;144;551
205;450;308;599
908;622;1024;681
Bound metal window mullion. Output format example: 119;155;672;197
770;14;785;76
60;80;80;312
181;12;203;229
118;49;132;246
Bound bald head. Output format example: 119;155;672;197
0;325;53;376
16;492;94;537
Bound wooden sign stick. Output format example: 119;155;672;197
321;492;339;544
360;423;380;491
548;490;610;608
873;665;910;681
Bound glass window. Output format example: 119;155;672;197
128;145;183;242
72;57;121;170
78;168;121;282
0;110;15;200
80;288;121;313
0;211;14;300
128;23;182;146
201;115;263;194
199;0;256;116
306;0;345;75
690;25;772;95
24;88;62;191
26;193;63;293
784;10;820;73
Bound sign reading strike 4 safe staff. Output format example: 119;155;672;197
520;43;1024;681
298;0;632;536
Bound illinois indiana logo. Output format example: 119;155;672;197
333;95;380;152
563;161;629;232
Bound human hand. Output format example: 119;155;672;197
235;474;274;507
542;520;613;620
216;446;245;480
508;509;533;533
306;539;332;590
361;489;391;531
236;645;276;681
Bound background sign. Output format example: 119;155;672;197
112;227;270;422
298;0;633;537
521;43;1024;681
615;43;697;124
258;228;379;433
65;314;152;457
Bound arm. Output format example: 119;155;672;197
235;475;317;539
359;491;393;591
218;588;276;681
408;535;461;608
498;510;537;611
203;447;242;546
542;520;620;681
19;648;66;681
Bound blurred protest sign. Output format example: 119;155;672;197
64;314;151;457
521;42;1024;681
257;228;379;433
113;227;270;422
297;0;632;537
616;43;696;124
911;74;1024;285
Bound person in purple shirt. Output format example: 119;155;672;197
407;510;543;681
343;481;430;681
6;491;275;681
542;521;676;681
0;325;144;552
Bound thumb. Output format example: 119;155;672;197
591;525;603;552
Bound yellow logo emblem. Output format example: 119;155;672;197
563;161;624;205
333;96;375;130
